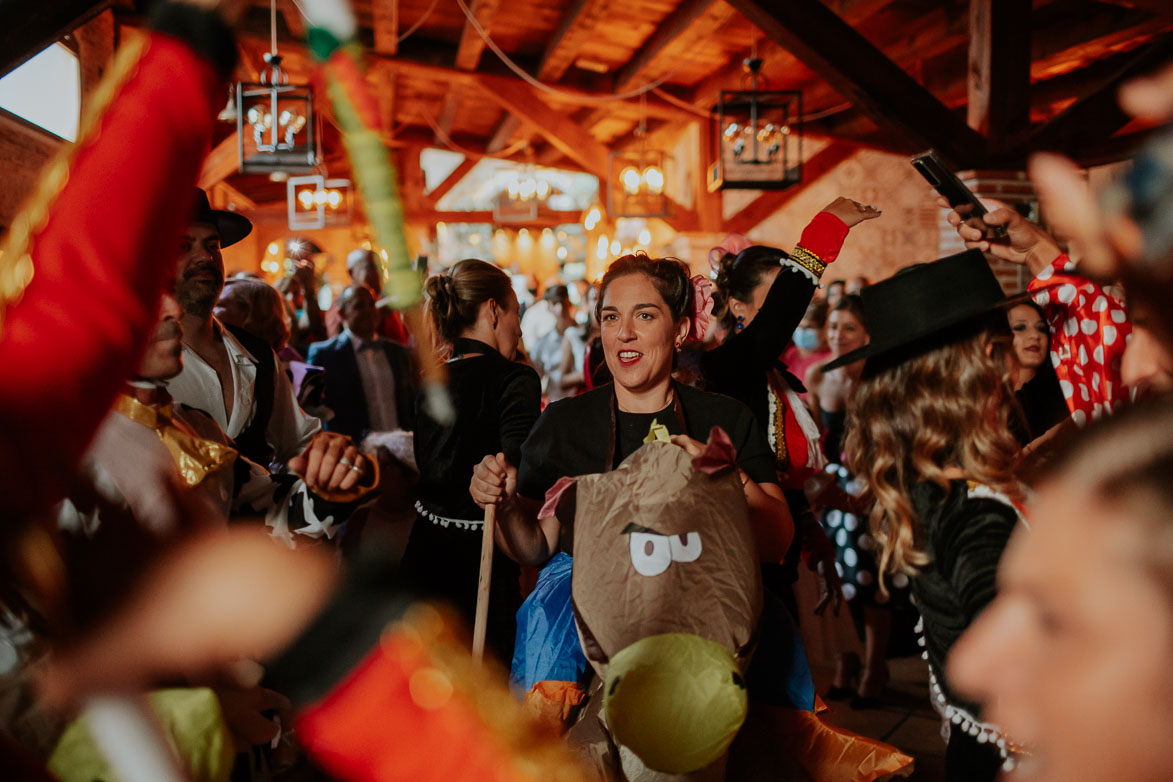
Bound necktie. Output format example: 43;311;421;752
112;393;237;487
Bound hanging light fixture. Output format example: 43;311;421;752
287;173;352;230
494;149;550;222
234;0;317;174
708;53;802;191
608;109;668;218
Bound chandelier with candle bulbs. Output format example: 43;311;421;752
608;122;667;218
708;56;802;191
232;0;317;174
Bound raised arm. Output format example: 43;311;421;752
942;199;1131;422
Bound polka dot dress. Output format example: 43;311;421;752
1028;255;1132;424
819;462;912;609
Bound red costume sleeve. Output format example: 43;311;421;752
794;211;849;268
0;34;223;519
1026;254;1131;424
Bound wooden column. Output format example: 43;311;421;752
967;0;1031;154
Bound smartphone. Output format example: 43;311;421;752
911;150;1007;239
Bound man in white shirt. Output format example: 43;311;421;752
168;189;327;467
307;286;417;442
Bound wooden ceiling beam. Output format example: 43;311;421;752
967;0;1032;154
232;31;696;122
0;0;107;76
688;0;903;111
486;115;522;153
1018;35;1173;161
278;0;305;40
472;77;698;230
537;0;614;83
210;181;256;212
434;89;462;145
198;135;240;189
425;156;477;206
454;0;502;70
723;142;855;235
613;0;733;93
473;75;610;175
725;0;989;166
372;0;398;56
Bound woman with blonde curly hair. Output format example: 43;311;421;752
824;250;1027;781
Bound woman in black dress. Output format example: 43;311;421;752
832;252;1028;781
405;259;541;664
701;199;879;620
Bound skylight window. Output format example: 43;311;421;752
0;43;80;142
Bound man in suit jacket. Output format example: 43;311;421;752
308;286;417;440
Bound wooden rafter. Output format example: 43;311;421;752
372;0;398;56
434;90;462;145
0;0;106;76
537;0;614;83
486;115;522;153
425;157;477;206
455;0;501;70
278;0;305;40
1021;35;1173;160
474;76;609;175
725;0;989;166
613;0;732;93
232;31;697;123
688;0;903;112
472;76;698;231
723;143;856;235
198;135;240;189
211;181;257;212
967;0;1031;153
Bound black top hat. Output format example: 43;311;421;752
191;187;253;248
822;250;1027;372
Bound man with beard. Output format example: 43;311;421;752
168;189;328;467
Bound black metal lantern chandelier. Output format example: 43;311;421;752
233;0;317;174
708;57;802;191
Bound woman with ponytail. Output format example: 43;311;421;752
405;259;541;663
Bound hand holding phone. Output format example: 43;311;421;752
911;150;1008;240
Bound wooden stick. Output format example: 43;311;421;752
471;503;496;664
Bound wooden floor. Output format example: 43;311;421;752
810;656;948;781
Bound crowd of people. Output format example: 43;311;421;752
2;1;1173;781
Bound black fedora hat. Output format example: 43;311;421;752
823;250;1028;372
191;187;252;248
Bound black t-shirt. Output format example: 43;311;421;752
517;382;777;505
